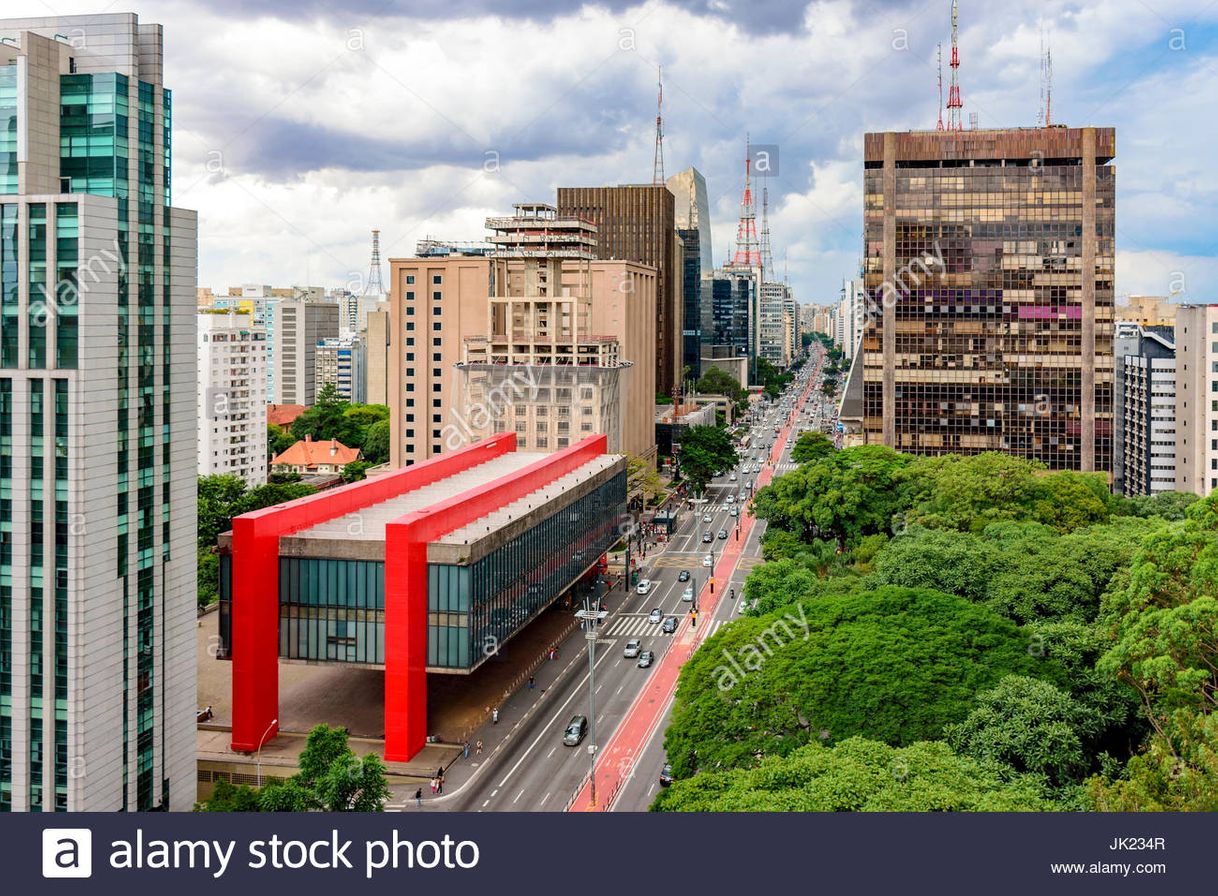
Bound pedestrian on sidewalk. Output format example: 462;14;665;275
430;777;437;794
475;739;483;756
415;787;423;808
437;765;445;781
437;775;444;795
462;740;470;759
492;707;499;724
528;675;535;690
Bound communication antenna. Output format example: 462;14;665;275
652;65;665;185
947;0;963;131
1039;29;1054;127
936;43;944;131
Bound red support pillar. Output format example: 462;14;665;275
229;515;280;751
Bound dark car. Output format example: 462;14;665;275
678;570;690;582
659;763;674;786
661;616;678;634
562;715;588;746
717;529;728;539
701;531;713;543
637;650;654;669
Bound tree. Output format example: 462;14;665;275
1088;709;1218;811
267;424;297;464
342;460;372;483
663;586;1056;776
695;367;746;403
627;455;666;508
652;737;1057;812
751;445;908;547
360;420;390;465
820;378;837;397
196;724;391;812
790;431;835;465
872;527;997;604
677;425;738;497
945;675;1098;787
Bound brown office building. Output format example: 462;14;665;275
859;127;1115;472
557;185;682;398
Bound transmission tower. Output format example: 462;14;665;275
730;136;761;269
936;43;945;130
652;66;665;185
364;229;385;297
947;0;963;131
759;177;774;280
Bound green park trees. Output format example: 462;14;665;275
676;425;738;497
790;431;835;464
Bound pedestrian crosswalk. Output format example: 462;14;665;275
772;462;799;474
653;555;699;569
605;614;679;638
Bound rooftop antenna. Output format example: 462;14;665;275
936;43;945;131
947;0;963;131
652;65;665;185
1039;28;1053;127
760;178;774;280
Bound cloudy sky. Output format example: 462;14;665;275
10;0;1218;304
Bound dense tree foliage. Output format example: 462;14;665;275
290;382;389;451
658;440;1218;812
676;425;738;497
653;738;1057;812
695;367;746;404
664;586;1053;777
790;431;835;464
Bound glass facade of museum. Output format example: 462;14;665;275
219;470;625;671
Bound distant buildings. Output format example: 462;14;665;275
858;127;1116;472
0;13;196;811
198;310;268;486
703;268;757;380
557;184;682;398
275;297;339;405
315;334;364;403
1117;295;1176;330
836;278;866;363
668;167;713;381
1113;325;1176;496
759;281;793;368
1173;303;1218;496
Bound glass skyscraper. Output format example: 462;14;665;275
0;14;196;811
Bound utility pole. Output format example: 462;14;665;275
575;603;607;807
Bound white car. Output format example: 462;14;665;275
647;608;663;624
725;494;735;504
681;586;694;602
702;513;713;524
730;507;739;517
702;553;714;567
623;639;642;658
636;579;652;595
729;473;737;481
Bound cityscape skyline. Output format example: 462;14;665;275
7;0;1216;306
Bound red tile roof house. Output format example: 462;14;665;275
267;403;307;428
270;434;363;475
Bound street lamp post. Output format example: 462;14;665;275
255;717;278;788
575;606;607;807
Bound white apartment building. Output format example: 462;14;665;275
198;311;268;486
837;277;866;362
1174;303;1218;496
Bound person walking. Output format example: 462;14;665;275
462;740;470;760
430;777;437;795
528;675;535;690
475;739;483;756
492;707;499;724
415;787;423;808
437;775;444;795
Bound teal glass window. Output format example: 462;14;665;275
27;205;47;368
0;204;17;367
55;204;79;368
0;65;15;194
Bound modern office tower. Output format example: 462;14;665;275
556;184;681;397
861;127;1115;471
315;334;364;403
274;297;338;405
212;284;277;397
1113;324;1176;496
365;305;390;407
704;268;757;378
784;295;799;363
456;204;633;454
0;14;197;811
1173;303;1218;496
668;167;712;382
197;311;267;486
759;281;790;367
836;277;867;362
336;289;382;339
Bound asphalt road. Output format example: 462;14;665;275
446;350;836;813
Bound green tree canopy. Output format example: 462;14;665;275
790;431;835;465
695;367;746;403
677;425;738;497
664;586;1056;777
361;419;391;466
652;737;1057;812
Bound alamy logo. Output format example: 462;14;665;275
42;828;93;878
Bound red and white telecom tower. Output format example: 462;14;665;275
946;0;963;131
730;136;761;269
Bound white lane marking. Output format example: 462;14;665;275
540;791;551;807
513;788;525;804
546;747;556;759
482;800;490;808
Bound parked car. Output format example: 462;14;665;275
662;616;678;634
678;570;691;582
637;650;654;669
636;578;652;595
563;715;588;746
681;586;694;602
648;608;663;624
659;763;675;786
623;639;642;658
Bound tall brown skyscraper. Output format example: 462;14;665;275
557;185;682;396
860;127;1115;472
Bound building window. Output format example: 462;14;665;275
406;413;415;422
406;275;415;284
432;444;441;453
433;399;442;408
406;322;415;331
406;306;415;316
433;338;442;346
432;413;441;423
405;291;414;301
433;322;442;331
432;275;442;285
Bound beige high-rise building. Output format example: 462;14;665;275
365;304;390;407
1173;303;1218;496
386;215;657;468
1118;295;1176;329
